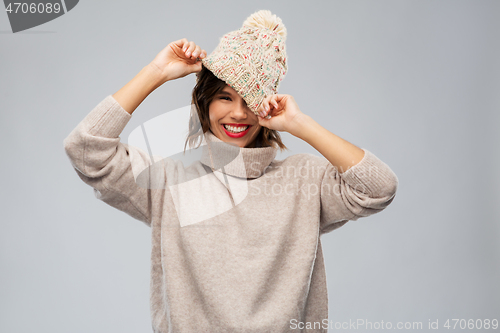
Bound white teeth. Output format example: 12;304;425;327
224;125;249;133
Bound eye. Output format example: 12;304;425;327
220;96;232;101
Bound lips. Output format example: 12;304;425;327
221;123;251;138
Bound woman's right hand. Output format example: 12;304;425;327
149;38;207;85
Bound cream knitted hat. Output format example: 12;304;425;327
201;10;288;115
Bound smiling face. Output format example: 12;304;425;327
208;85;262;148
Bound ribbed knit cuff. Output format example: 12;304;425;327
84;95;132;138
339;148;399;197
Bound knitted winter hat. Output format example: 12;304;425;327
201;10;288;115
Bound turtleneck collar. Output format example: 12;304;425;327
200;131;277;179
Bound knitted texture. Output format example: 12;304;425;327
64;95;399;333
201;10;288;115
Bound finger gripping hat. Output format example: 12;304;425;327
201;10;288;115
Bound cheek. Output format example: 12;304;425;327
208;106;218;128
253;125;262;135
208;113;215;125
251;118;261;131
208;103;223;123
210;116;221;132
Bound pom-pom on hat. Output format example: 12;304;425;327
201;10;288;115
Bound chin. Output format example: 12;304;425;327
226;137;250;148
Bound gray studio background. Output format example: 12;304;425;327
1;0;499;332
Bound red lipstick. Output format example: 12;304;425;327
221;123;251;138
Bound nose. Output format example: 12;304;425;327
230;100;251;119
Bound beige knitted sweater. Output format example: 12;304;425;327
63;95;398;333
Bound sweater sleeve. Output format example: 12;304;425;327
319;148;398;234
63;95;156;227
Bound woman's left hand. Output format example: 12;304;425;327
257;94;305;134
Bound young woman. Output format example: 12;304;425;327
64;10;398;333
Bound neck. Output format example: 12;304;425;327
200;131;277;179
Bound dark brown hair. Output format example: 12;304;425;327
184;65;287;152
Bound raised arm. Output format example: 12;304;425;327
257;94;365;173
113;38;207;114
256;94;398;233
63;39;206;225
